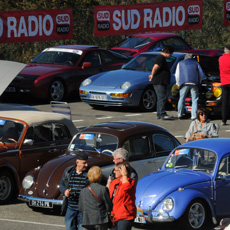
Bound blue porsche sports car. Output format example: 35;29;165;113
135;138;230;230
79;52;186;111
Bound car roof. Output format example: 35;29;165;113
0;110;77;134
81;120;171;137
176;138;230;158
131;32;181;39
50;45;99;50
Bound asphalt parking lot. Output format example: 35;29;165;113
0;97;227;230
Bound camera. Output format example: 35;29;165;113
69;188;78;199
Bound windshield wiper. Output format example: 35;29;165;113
174;165;190;169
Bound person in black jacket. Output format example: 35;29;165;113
79;166;112;230
59;151;89;230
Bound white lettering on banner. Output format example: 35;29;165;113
0;18;3;37
18;17;28;37
7;14;53;38
43;15;53;36
113;10;121;30
28;16;38;37
56;14;70;24
188;5;200;15
113;10;140;31
143;6;185;29
7;17;17;37
226;2;230;11
97;11;110;21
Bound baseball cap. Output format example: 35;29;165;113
215;218;230;230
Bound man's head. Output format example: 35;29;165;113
184;53;193;60
162;45;174;58
112;148;129;164
224;45;230;54
74;151;88;173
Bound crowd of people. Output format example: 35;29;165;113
60;148;137;230
58;45;230;230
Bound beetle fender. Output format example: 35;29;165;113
164;188;215;221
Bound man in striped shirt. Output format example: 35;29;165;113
60;151;89;230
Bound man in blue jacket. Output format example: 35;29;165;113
175;53;204;120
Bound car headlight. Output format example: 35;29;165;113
206;90;213;99
22;175;34;190
214;87;222;98
82;79;91;86
171;84;179;96
163;198;174;211
121;81;131;89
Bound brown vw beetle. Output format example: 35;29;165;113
18;121;180;211
0;110;78;204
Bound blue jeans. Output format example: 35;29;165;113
178;85;198;119
153;84;167;117
65;208;82;230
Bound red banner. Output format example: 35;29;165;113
223;0;230;26
0;9;73;43
94;0;202;37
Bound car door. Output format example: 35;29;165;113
215;154;230;217
19;122;71;180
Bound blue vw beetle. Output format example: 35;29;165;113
135;138;230;230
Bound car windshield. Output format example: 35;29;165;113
30;48;82;66
116;36;154;50
0;119;24;143
68;132;118;156
165;147;217;174
123;54;176;71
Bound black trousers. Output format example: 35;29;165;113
222;84;230;123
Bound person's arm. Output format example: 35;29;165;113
149;64;160;81
208;123;219;138
175;63;180;86
197;63;204;82
120;165;129;184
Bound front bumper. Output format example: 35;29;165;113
18;194;62;208
135;208;175;224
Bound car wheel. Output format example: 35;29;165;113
0;171;14;204
180;199;207;230
139;87;156;112
49;80;65;101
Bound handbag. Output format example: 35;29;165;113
88;186;116;228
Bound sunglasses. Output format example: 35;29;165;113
199;112;206;116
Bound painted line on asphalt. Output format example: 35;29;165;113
96;116;113;119
73;120;84;122
225;130;230;132
125;114;141;117
175;135;185;138
0;218;65;227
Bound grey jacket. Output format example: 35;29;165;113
79;182;112;226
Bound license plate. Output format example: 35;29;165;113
91;94;107;100
5;87;16;92
29;200;53;208
134;216;146;224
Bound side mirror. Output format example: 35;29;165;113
82;62;92;69
23;139;34;145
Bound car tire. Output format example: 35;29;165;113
179;199;208;230
49;79;65;101
139;87;156;112
0;171;15;204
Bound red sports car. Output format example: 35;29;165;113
4;45;130;101
110;32;223;57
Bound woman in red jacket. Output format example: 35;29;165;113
109;161;136;230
